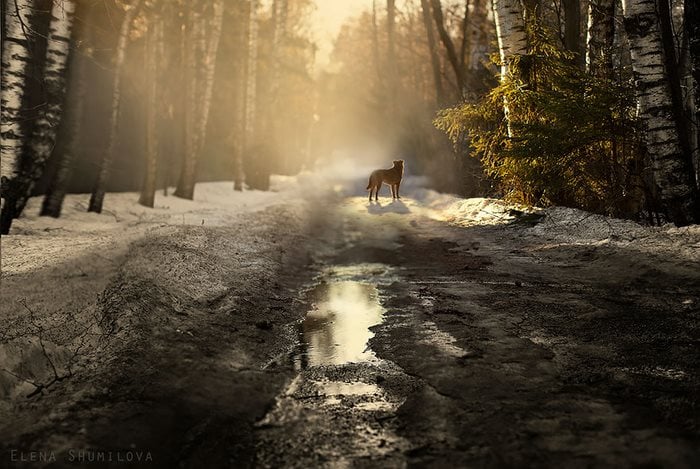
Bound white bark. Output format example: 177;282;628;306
492;0;528;80
197;0;224;155
1;0;34;182
492;0;527;137
16;0;76;215
586;0;615;76
622;0;699;224
175;0;224;200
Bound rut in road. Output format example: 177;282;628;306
253;191;700;468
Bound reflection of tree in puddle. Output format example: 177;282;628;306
296;281;385;368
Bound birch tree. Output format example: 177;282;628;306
88;0;142;213
174;0;224;200
622;0;699;224
243;0;259;187
1;0;36;233
232;1;248;191
11;0;76;217
41;4;92;218
138;1;165;208
492;0;528;136
266;0;288;178
586;0;615;77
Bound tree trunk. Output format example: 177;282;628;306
1;0;36;233
586;0;615;77
419;0;444;105
430;0;465;94
88;0;142;213
6;0;76;228
41;3;91;218
386;0;398;111
243;0;259;188
138;4;164;208
174;0;224;200
562;0;583;66
232;2;247;191
267;0;287;178
622;0;699;225
459;0;470;71
371;0;384;94
686;0;700;183
492;0;528;136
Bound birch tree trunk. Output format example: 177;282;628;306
1;0;37;233
2;0;76;233
492;0;528;136
88;0;142;213
1;0;34;190
586;0;615;77
419;0;445;106
622;0;699;225
138;3;164;208
268;0;287;177
175;1;205;200
686;0;700;183
492;0;528;80
232;1;248;191
174;0;224;200
243;0;259;188
41;3;91;218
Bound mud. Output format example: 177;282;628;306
2;186;699;468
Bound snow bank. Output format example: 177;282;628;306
2;176;303;275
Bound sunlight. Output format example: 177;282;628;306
299;281;385;366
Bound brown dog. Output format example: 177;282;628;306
366;160;404;201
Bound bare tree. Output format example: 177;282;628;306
174;0;224;200
622;0;699;224
1;0;36;233
1;0;76;234
41;3;92;218
430;0;465;94
139;1;165;208
562;0;583;66
586;0;615;77
419;0;445;105
88;0;142;213
492;0;528;136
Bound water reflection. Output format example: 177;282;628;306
295;281;385;368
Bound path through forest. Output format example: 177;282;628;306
1;175;699;468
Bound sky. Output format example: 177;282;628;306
310;0;375;70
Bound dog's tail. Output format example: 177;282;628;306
366;176;372;190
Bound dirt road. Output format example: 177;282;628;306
2;179;699;468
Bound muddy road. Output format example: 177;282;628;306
2;181;699;468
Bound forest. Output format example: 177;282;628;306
2;0;698;234
1;1;699;467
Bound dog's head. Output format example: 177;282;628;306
393;159;404;169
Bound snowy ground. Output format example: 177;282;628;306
1;168;699;467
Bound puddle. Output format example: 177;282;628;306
294;280;385;369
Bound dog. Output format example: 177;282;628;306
366;160;404;201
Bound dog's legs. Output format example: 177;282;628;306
396;181;401;199
368;186;373;202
